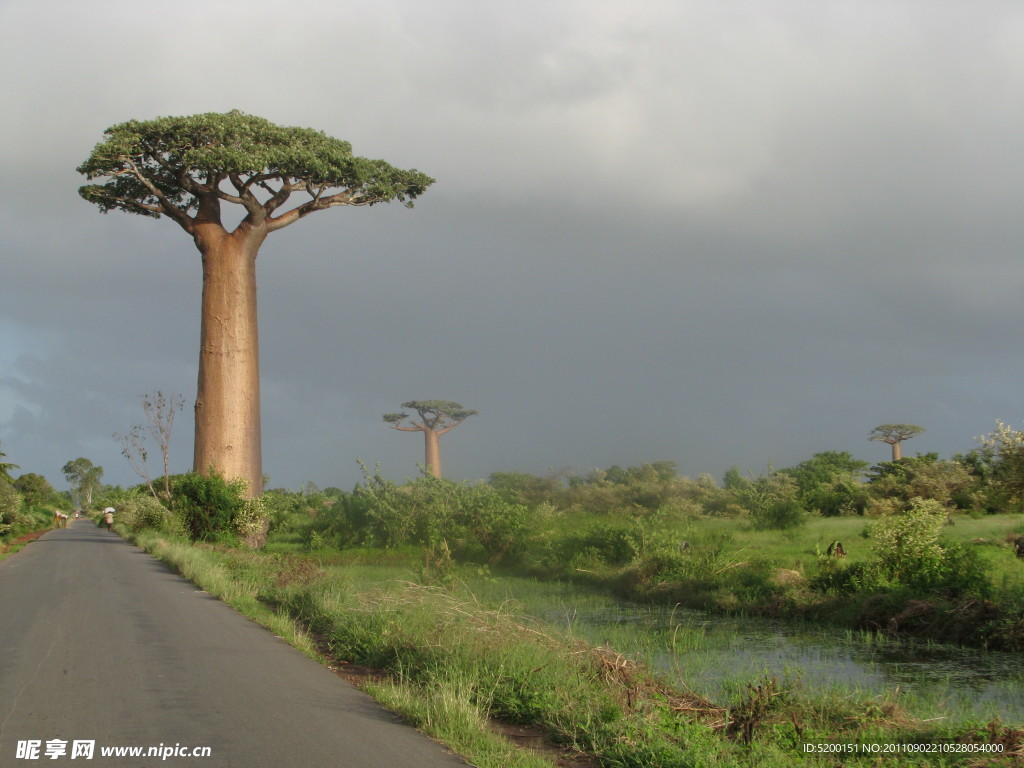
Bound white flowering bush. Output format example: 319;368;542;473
236;494;270;550
976;420;1024;511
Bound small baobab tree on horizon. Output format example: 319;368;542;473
383;400;477;478
869;423;925;462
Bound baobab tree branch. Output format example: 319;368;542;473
258;179;294;210
266;192;361;231
94;193;165;217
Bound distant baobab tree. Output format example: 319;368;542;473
869;424;925;461
383;401;477;478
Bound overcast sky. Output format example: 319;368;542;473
2;0;1024;494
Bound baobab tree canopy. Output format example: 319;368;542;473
384;401;479;429
77;111;434;496
77;110;434;227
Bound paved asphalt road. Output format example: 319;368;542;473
0;520;470;767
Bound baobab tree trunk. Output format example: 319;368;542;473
891;442;902;462
424;430;442;478
192;225;264;496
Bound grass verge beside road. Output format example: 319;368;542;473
130;529;1021;767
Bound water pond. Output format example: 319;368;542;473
497;582;1024;724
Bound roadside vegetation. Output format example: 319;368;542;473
0;445;65;557
5;422;1024;764
126;531;1022;767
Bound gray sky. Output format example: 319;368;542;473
2;0;1023;493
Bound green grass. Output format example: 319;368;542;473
655;513;1024;580
127;529;1019;767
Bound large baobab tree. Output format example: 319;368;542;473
78;111;433;496
869;423;925;462
383;401;477;478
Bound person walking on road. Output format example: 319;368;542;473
103;507;114;531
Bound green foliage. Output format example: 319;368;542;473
809;557;885;595
968;421;1024;513
781;451;868;491
0;477;24;538
115;491;185;536
262;487;335;535
235;495;270;549
737;472;807;530
811;499;992;598
12;473;59;508
867;498;988;595
697;478;748;517
603;461;678;485
62;457;103;509
302;465;534;564
0;443;19;482
393;400;478;424
173;471;246;542
630;528;749;600
78;111;434;219
486;471;562;506
867;454;973;512
779;452;869;517
722;466;749;490
550;520;645;569
561;463;693;516
0;476;53;540
869;499;948;584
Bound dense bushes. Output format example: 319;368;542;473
548;520;645;569
0;479;25;538
173;472;247;542
735;473;806;530
810;498;990;598
114;491;185;536
0;476;59;541
301;467;535;564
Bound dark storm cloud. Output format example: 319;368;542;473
2;0;1024;490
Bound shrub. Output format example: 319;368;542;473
855;498;989;596
235;495;270;549
810;558;886;595
300;492;366;550
303;466;535;563
0;479;24;538
173;471;246;542
115;492;180;534
737;473;808;530
552;520;645;569
12;473;59;508
632;529;739;588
